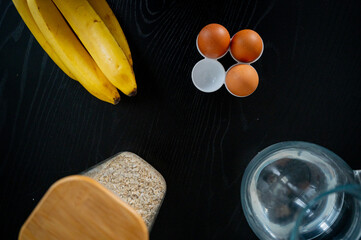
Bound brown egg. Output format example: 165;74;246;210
225;64;259;97
197;23;230;59
230;29;263;63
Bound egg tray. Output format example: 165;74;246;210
191;26;263;97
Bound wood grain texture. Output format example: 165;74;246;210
1;0;361;239
19;175;148;240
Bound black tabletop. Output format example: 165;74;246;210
1;0;361;239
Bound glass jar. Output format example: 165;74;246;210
241;141;361;240
82;152;166;230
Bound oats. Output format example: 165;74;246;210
83;152;166;229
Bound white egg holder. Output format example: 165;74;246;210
191;34;264;97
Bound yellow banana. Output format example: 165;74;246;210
87;0;133;67
27;0;120;104
12;0;76;80
52;0;137;96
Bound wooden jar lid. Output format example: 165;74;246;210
19;175;148;240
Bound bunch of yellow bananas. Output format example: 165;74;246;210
13;0;136;104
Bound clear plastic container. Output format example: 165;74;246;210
82;152;166;230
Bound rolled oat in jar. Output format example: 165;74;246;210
83;152;166;230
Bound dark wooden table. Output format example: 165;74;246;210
1;0;361;239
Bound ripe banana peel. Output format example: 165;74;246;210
12;0;76;80
52;0;137;97
27;0;120;104
13;0;137;104
88;0;133;67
